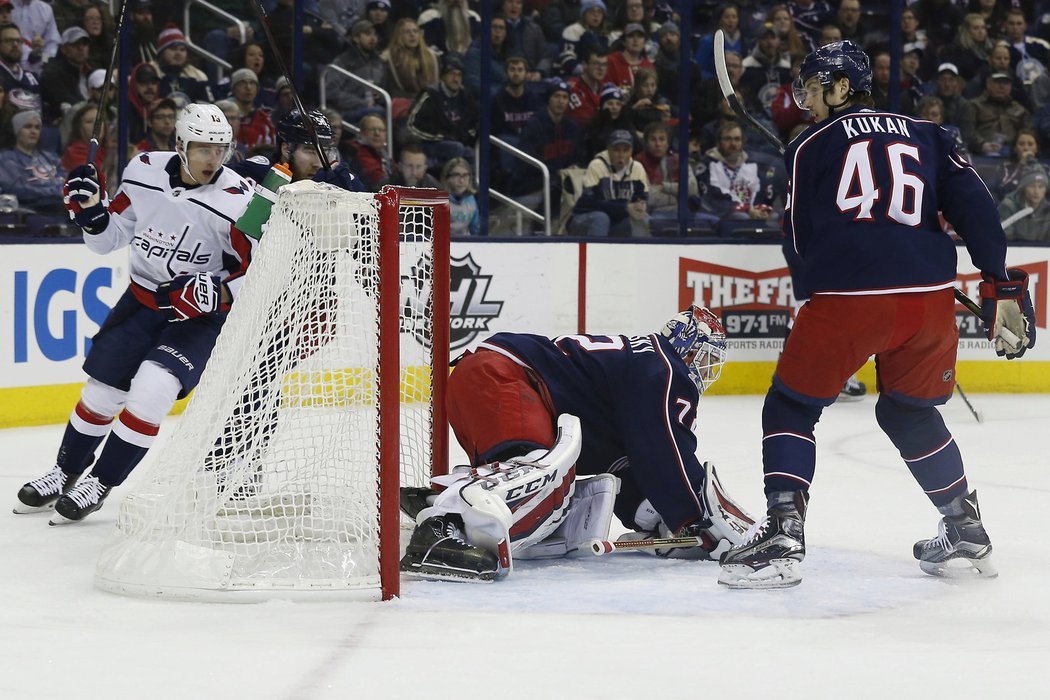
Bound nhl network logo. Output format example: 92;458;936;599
401;252;504;350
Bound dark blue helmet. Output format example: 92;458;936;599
794;40;872;106
276;108;334;149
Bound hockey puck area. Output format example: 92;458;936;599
394;546;951;619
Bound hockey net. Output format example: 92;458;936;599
95;183;450;601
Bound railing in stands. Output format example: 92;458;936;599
318;64;394;164
477;137;551;237
182;0;249;80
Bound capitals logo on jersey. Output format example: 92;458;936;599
132;224;212;276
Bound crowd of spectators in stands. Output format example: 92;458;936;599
1;0;1049;241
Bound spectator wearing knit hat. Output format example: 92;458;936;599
584;83;633;157
153;24;213;103
998;163;1050;241
562;0;610;58
228;67;274;150
652;21;702;114
512;77;586;227
0;109;66;211
39;26;92;123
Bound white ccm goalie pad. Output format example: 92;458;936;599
418;414;583;572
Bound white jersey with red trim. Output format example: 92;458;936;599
84;151;255;299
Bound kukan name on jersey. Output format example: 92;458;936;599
840;115;912;139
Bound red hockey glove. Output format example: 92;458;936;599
155;273;230;322
979;268;1037;359
63;165;109;234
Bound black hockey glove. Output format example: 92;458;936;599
155;272;230;322
313;161;362;192
979;268;1036;359
63;165;109;234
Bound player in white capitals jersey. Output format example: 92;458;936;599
13;103;254;524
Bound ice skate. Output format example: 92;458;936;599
914;490;997;578
839;374;866;401
14;466;80;514
50;475;112;525
399;486;437;520
400;513;501;582
718;491;808;589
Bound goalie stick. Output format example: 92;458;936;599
589;535;704;556
712;29;1018;346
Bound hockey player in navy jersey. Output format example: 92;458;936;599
398;306;755;582
719;41;1037;589
232;108;362;192
13;103;255;524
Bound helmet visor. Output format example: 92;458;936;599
792;74;825;110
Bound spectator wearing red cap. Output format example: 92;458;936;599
153;23;212;103
40;26;91;123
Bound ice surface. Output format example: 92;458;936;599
1;394;1047;699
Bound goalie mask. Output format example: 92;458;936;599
661;306;728;395
175;102;235;176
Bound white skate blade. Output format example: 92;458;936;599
919;554;998;579
13;501;56;515
400;563;498;584
718;559;802;589
48;511;79;526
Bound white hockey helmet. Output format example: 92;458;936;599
661;305;728;395
175;102;235;170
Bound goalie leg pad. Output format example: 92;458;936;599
516;474;620;559
419;414;583;571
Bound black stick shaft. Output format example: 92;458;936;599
87;0;131;167
246;0;331;170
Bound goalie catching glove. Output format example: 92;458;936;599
63;165;109;234
155;272;230;322
979;268;1037;359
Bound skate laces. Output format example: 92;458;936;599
442;518;469;545
67;476;105;509
29;466;66;496
741;514;770;543
924;519;954;553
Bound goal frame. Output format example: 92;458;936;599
377;185;450;599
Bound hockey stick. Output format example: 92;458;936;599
713;29;784;156
1001;206;1034;230
954;383;983;423
712;29;1010;339
86;0;131;166
246;0;331;171
589;536;704;556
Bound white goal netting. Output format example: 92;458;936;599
95;182;447;600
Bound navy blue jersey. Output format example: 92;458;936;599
785;106;1008;296
479;332;707;531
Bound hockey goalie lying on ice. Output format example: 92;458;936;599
399;306;756;582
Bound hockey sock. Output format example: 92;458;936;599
89;411;160;487
761;386;823;496
55;401;115;474
874;396;967;508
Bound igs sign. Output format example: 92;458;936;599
2;247;126;387
678;259;798;348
